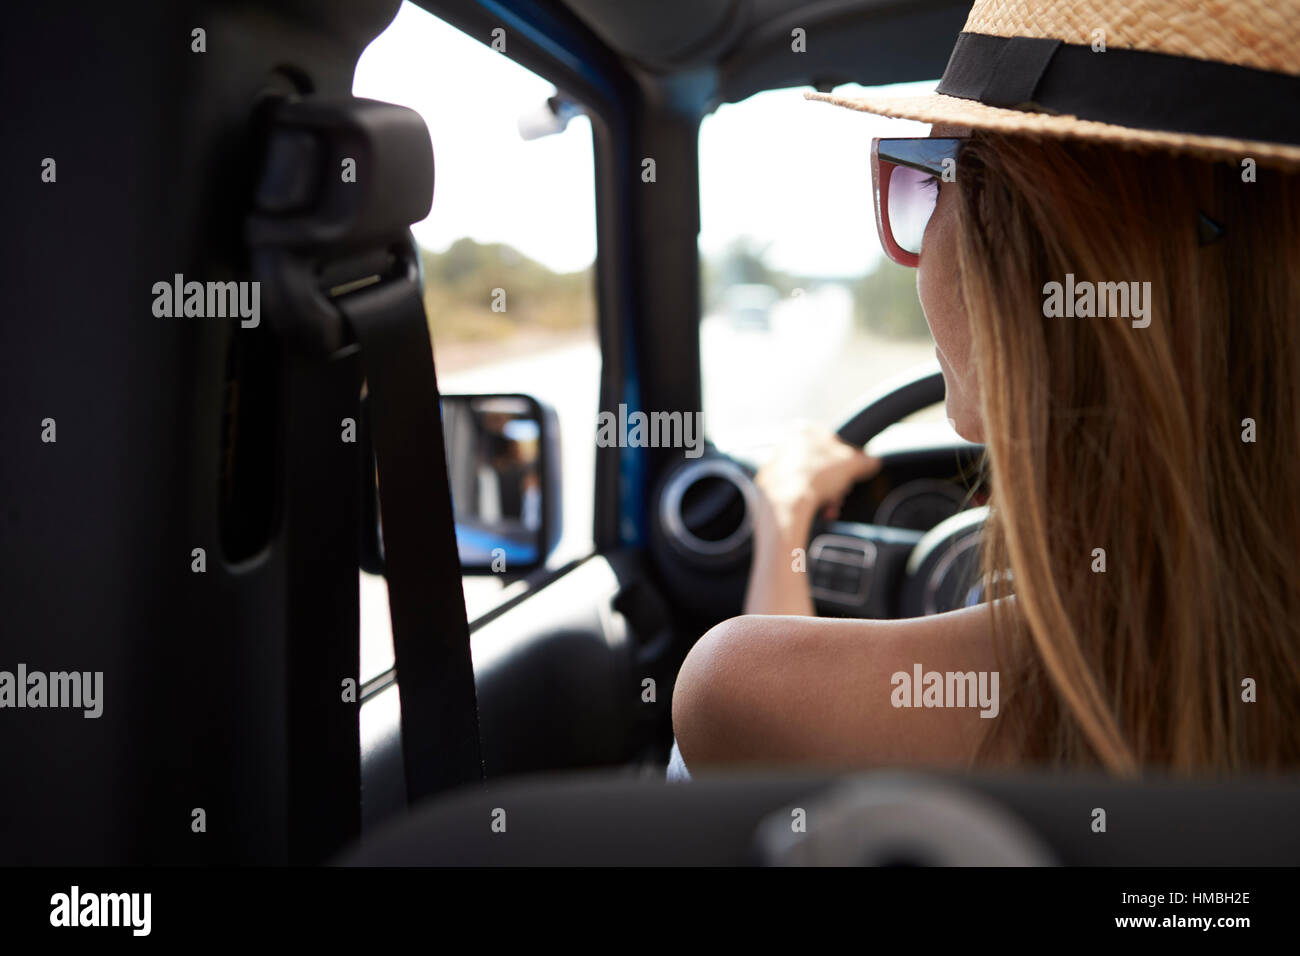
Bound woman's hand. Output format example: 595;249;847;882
744;424;881;616
754;423;881;526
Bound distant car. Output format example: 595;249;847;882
724;283;779;329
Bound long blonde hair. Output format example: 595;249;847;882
956;133;1300;773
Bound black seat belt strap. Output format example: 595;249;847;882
249;96;483;807
338;279;485;799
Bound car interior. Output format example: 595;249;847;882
4;0;1298;871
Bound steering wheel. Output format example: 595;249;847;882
835;368;947;447
803;366;987;619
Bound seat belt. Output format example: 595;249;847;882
249;96;484;805
341;280;486;799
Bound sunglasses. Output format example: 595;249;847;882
871;137;966;268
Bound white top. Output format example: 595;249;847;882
667;738;692;782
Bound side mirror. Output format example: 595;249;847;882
362;392;561;577
441;393;560;574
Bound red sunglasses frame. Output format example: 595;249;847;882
871;137;966;268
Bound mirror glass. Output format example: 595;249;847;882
441;395;545;570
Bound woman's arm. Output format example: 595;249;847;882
673;604;1006;771
743;426;879;615
678;428;1012;773
743;493;819;615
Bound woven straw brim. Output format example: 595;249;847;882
807;90;1300;170
962;0;1300;76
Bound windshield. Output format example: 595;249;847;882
698;81;948;461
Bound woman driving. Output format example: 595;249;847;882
671;0;1300;777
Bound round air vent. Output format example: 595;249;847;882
659;458;756;563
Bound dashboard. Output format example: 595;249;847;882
873;478;974;529
649;444;988;622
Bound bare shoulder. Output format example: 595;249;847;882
672;603;1014;772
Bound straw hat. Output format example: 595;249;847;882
808;0;1300;168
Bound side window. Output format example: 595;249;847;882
354;3;599;677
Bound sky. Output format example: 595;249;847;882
354;1;936;279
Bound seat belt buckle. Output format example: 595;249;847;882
245;96;435;357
